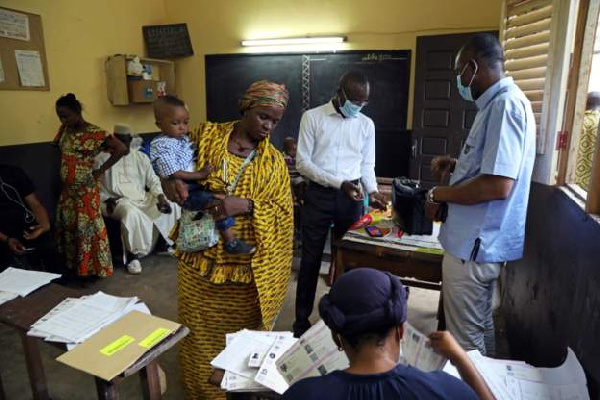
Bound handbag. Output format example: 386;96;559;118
175;149;257;252
391;177;433;235
176;209;220;252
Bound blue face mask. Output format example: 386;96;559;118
339;89;365;118
456;60;478;102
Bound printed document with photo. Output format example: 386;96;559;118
275;320;350;385
400;323;447;371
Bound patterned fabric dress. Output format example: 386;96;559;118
575;110;600;190
54;124;113;277
174;122;293;399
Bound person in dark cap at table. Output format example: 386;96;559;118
283;268;495;400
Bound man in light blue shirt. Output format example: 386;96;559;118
425;34;536;356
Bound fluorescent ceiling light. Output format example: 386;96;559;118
241;36;346;47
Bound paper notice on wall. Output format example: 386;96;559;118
0;8;30;41
0;55;5;83
15;50;45;87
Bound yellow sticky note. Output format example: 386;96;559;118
100;335;135;356
139;328;171;349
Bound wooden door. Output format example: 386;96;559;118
410;32;497;187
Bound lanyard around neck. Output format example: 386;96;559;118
222;149;257;195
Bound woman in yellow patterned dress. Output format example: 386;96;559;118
161;82;293;399
54;93;128;277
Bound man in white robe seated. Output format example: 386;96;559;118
95;124;181;274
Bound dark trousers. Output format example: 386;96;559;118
183;184;235;231
293;182;363;335
0;231;63;274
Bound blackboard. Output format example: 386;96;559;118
143;24;193;59
307;52;411;131
205;54;304;151
205;51;411;177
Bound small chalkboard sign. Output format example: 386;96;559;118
143;24;193;59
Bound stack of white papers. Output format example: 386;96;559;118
28;291;147;348
0;267;61;305
211;329;297;394
443;348;590;400
400;323;447;371
395;223;443;250
0;291;19;306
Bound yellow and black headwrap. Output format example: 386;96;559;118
238;80;289;113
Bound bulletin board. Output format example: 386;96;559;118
0;7;50;91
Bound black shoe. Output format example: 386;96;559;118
224;239;256;255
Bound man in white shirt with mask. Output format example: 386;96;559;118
293;71;387;337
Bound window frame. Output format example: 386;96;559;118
556;0;600;214
500;0;577;185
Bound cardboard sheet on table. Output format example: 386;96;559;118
57;311;180;381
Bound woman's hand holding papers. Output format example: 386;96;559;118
428;331;496;400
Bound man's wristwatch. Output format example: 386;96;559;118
427;187;439;204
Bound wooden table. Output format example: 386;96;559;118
0;283;188;400
333;237;443;289
333;236;445;328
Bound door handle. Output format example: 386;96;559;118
411;139;418;159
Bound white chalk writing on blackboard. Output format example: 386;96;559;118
143;24;193;59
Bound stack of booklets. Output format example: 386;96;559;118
211;329;297;394
28;291;148;348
